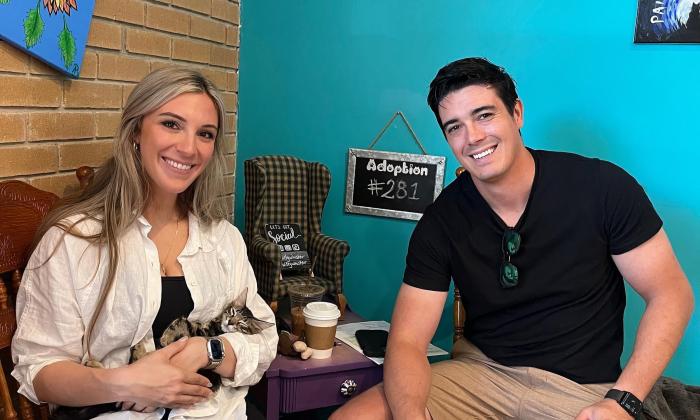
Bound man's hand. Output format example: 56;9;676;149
575;398;633;420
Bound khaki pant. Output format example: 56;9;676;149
426;340;614;419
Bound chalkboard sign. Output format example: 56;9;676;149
264;223;311;271
345;148;446;221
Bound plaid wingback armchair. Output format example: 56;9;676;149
244;155;350;315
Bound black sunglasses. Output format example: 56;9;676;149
500;229;521;288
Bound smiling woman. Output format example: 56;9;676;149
10;68;278;420
137;93;218;214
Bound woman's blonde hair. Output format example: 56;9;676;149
32;67;228;361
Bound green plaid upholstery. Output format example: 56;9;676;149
244;155;350;302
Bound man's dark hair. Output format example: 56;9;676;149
427;57;519;126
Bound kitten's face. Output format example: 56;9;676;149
220;288;275;334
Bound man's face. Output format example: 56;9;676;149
438;85;525;186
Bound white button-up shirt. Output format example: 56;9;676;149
11;214;278;419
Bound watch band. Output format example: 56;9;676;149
605;388;642;418
205;337;225;370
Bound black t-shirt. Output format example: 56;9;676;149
403;149;662;384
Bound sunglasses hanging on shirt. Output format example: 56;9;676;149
500;228;521;288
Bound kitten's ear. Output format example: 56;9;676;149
248;317;275;333
233;287;249;309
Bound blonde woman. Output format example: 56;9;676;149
11;68;278;419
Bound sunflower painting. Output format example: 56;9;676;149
0;0;95;77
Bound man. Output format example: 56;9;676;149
331;57;694;419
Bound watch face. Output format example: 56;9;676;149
620;392;642;415
209;339;224;360
621;394;642;414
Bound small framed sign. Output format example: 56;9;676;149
265;223;311;271
345;148;446;221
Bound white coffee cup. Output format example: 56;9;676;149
303;302;341;359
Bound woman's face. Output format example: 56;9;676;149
137;92;219;200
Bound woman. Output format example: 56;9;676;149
11;68;278;419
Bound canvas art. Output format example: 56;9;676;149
635;0;700;43
0;0;96;77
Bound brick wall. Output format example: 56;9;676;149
0;0;240;217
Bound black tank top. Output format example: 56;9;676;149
152;276;195;348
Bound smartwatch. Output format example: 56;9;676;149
604;388;642;418
205;337;225;370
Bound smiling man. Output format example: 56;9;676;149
331;58;694;420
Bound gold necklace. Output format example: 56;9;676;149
160;216;181;276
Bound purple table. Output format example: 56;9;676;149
249;312;383;419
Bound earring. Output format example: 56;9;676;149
133;142;140;152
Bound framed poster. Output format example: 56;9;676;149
0;0;96;77
345;148;446;221
635;0;700;43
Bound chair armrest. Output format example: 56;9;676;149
247;234;282;301
308;233;350;293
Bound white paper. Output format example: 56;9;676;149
335;320;449;365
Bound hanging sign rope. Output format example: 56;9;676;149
367;111;428;154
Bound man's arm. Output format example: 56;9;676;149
384;283;448;419
612;228;694;398
577;228;694;419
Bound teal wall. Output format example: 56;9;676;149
236;2;699;383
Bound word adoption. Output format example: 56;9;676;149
366;159;429;177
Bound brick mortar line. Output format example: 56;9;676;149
85;44;128;54
1;139;102;146
56;139;114;145
0;169;59;178
0;70;30;77
0;109;122;113
210;17;241;26
62;79;128;85
206;63;240;70
0;73;67;82
0;175;30;182
0;170;82;182
153;0;242;23
169;3;216;19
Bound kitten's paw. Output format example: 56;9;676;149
85;359;104;369
130;340;149;362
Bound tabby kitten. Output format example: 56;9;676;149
51;288;274;420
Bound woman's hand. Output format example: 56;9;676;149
169;336;209;373
111;337;214;409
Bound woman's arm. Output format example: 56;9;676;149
12;226;213;408
34;338;213;408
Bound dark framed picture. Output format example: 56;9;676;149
635;0;700;43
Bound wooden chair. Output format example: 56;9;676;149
453;167;467;344
0;167;93;420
